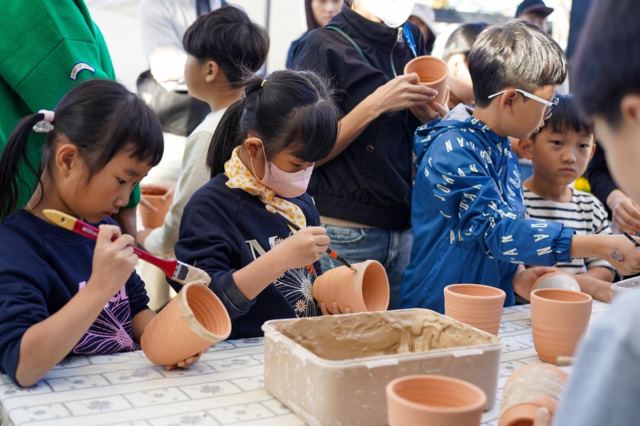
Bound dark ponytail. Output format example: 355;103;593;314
207;70;341;178
0;79;164;218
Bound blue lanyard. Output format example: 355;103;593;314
403;22;418;58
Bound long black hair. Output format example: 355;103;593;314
0;79;164;218
207;70;340;178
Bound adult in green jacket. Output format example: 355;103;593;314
0;0;141;231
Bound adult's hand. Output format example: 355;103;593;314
410;101;449;125
607;189;640;233
368;73;437;115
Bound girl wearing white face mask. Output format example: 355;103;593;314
288;0;447;310
172;70;344;340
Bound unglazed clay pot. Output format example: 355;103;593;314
499;364;568;426
444;284;506;335
312;260;389;313
531;288;592;364
139;185;173;229
141;282;231;366
533;271;581;292
404;56;449;105
387;375;487;426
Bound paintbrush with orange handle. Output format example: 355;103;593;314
265;205;356;272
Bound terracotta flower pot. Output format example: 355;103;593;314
312;260;389;313
141;282;231;366
444;284;506;335
139;185;173;229
533;271;581;292
531;288;592;364
387;375;487;426
499;364;568;426
404;56;450;105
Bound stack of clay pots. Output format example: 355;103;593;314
444;284;506;335
499;364;568;426
387;375;487;426
139;185;173;229
141;282;231;366
313;260;390;313
404;56;450;105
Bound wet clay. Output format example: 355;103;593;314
500;366;567;422
175;266;214;340
174;264;211;286
277;310;499;361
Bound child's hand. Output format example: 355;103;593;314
89;225;138;296
165;351;204;371
513;266;558;301
274;227;330;271
319;302;353;316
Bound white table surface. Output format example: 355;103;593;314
0;302;609;426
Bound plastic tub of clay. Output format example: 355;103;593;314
262;309;503;426
612;276;640;299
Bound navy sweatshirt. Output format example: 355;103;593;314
0;210;150;384
172;174;322;339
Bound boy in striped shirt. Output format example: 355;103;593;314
517;94;615;302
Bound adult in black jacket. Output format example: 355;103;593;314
587;144;640;234
288;0;447;309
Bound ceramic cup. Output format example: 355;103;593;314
444;284;506;335
531;288;592;364
404;56;450;105
533;271;581;292
313;260;389;313
139;185;173;229
387;375;487;426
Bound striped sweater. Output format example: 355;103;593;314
523;187;614;274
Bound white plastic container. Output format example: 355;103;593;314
612;276;640;299
263;309;503;426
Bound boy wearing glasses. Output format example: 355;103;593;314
398;20;640;313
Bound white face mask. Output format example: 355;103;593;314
361;0;416;28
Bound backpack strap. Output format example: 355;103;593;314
326;25;373;67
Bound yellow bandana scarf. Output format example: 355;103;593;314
224;147;307;228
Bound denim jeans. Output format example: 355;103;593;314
320;225;413;310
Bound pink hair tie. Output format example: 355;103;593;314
33;110;55;133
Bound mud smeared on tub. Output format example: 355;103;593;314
276;310;500;361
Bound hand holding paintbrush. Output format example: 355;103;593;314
265;205;356;271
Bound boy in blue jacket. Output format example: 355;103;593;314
399;20;640;313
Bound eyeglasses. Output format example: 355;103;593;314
488;89;559;119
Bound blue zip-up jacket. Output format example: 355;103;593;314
398;105;575;312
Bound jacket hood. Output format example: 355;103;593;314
413;104;502;165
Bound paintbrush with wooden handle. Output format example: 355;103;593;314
43;209;201;285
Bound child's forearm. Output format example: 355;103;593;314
574;271;614;303
132;309;157;343
232;250;291;301
15;278;114;387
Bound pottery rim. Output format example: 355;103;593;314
387;375;487;414
444;284;506;301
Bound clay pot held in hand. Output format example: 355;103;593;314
533;271;581;292
444;284;506;335
139;185;173;229
141;282;231;366
531;288;592;364
312;260;389;313
387;375;487;426
404;56;449;105
499;364;568;426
